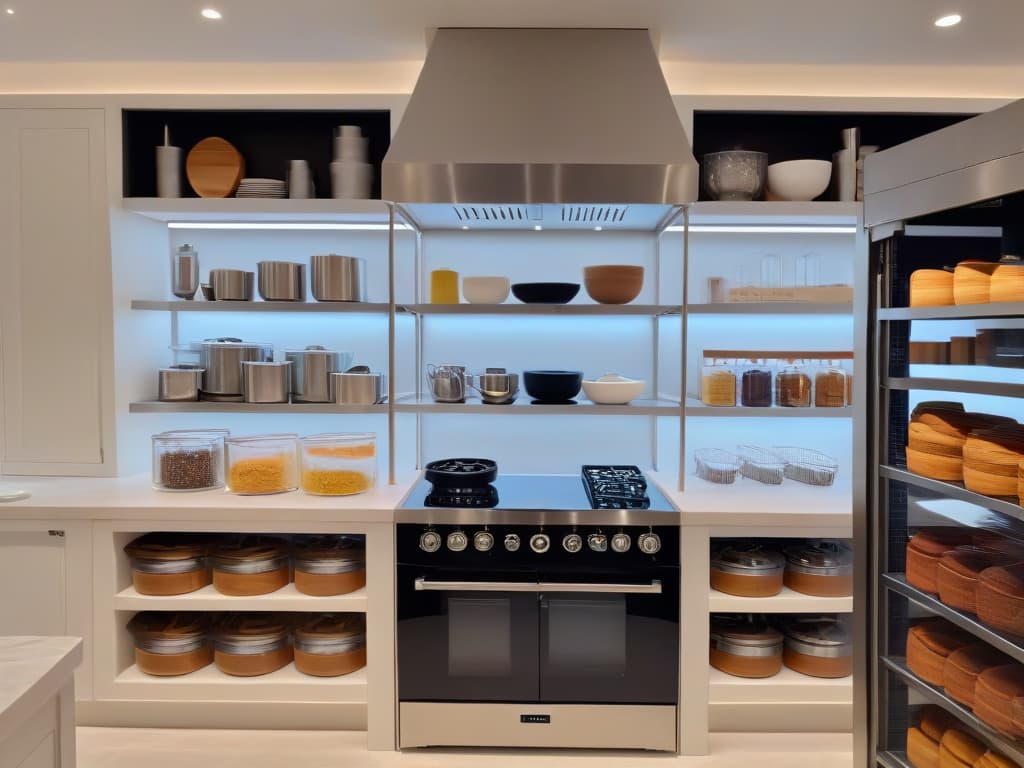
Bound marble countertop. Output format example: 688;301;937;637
0;636;82;744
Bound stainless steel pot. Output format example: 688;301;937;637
209;269;255;301
329;370;386;405
241;361;292;403
469;368;518;405
198;338;274;396
157;366;205;402
311;254;366;302
285;346;354;403
257;261;306;301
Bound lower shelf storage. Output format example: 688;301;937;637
708;666;853;732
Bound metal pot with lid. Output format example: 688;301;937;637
710;542;785;598
286;346;354;403
783;540;853;597
424;458;498;489
195;338;274;398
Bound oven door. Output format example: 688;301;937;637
538;566;679;704
397;564;540;702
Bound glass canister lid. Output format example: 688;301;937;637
710;614;783;647
293;535;366;571
295;613;366;645
210;535;288;563
712;543;785;574
124;533;207;561
784;541;853;575
783;617;852;656
128;611;208;649
215;612;291;645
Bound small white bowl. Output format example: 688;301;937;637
582;373;646;405
463;276;510;304
767;160;833;202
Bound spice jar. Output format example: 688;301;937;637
128;612;212;676
213;613;293;677
210;536;290;596
152;433;225;491
299;433;377;496
814;359;849;408
776;359;812;407
226;434;299;495
710;543;785;597
782;617;853;678
293;613;367;677
701;357;737;407
710;615;783;678
293;535;366;596
739;357;773;408
124;533;210;596
783;541;854;597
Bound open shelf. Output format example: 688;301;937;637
687;201;862;227
399;303;680;316
113;662;367;703
708;585;853;614
122;198;392;224
880;466;1024;524
886;376;1024;399
708;665;852;704
879;303;1024;321
129;401;387;414
883;574;1024;664
131;300;393;313
687;302;853;315
392;395;681;416
685;399;852;418
113;583;368;613
882;656;1024;765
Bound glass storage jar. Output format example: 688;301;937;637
124;533;210;596
213;613;293;677
299;433;377;496
210;536;290;596
710;614;783;679
128;611;212;676
151;433;225;492
814;359;849;408
225;434;299;495
701;357;737;407
293;613;367;677
293;535;366;596
739;357;773;407
775;358;812;408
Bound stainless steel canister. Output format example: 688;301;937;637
257;261;306;301
310;254;367;302
241;361;292;403
285;346;354;403
157;366;205;402
198;339;274;397
329;371;386;405
209;269;255;301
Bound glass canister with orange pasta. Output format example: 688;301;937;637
225;434;299;495
299;433;377;496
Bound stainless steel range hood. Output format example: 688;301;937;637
382;28;698;231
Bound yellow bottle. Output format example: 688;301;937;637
430;269;459;304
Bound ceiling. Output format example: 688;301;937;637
2;0;1023;67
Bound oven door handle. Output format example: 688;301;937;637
413;577;662;594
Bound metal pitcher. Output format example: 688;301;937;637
426;364;466;403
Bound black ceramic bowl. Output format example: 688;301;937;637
511;282;580;304
523;370;583;403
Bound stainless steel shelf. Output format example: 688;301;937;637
122;197;392;224
877;751;912;768
687;201;862;227
878;304;1024;321
684;399;852;418
393;395;681;416
129;401;387;414
886;376;1024;399
131;300;393;313
879;466;1024;523
399;303;681;316
688;302;853;315
882;656;1024;765
883;574;1024;664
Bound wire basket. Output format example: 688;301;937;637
770;446;839;486
694;449;743;484
736;445;786;485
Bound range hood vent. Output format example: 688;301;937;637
384;28;698;231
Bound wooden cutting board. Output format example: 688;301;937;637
186;137;245;198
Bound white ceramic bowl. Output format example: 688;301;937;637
582;374;646;405
463;276;510;304
767;160;833;201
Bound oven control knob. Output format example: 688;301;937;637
562;533;583;553
611;533;632;553
447;531;468;552
504;533;521;552
588;533;608;552
419;531;442;553
638;532;662;555
473;531;495;552
530;533;550;554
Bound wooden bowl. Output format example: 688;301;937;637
1018;459;1024;505
964;465;1020;497
908;422;968;458
953;261;999;306
990;263;1024;303
910;269;955;307
907;446;964;481
910;341;951;364
583;265;644;305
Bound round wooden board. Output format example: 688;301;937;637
186;137;245;198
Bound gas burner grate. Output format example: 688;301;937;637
582;465;650;510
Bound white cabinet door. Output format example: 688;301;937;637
0;530;66;637
0;108;114;475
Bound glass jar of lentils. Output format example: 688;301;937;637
152;433;225;492
775;358;813;408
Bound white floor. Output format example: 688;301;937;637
77;728;854;767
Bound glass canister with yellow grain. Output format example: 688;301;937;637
299;433;377;496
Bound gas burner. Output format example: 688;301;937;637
425;484;499;508
582;465;651;510
425;458;498;489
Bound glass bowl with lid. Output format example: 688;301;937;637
128;611;212;676
293;613;367;677
710;614;783;679
213;613;293;677
781;616;852;678
783;541;853;597
292;535;366;596
710;542;785;597
225;434;299;495
299;433;376;496
124;533;210;596
209;536;290;596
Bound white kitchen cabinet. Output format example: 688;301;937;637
0;108;115;475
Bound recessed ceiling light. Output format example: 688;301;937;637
934;13;962;27
460;225;469;231
5;8;14;14
533;225;543;231
201;8;222;20
593;226;603;232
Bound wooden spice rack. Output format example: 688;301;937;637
702;350;854;360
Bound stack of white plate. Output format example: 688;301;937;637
331;125;373;199
236;178;287;198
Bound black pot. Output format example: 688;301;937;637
425;458;498;489
523;370;583;403
511;282;580;304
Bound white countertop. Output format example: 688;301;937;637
0;636;82;744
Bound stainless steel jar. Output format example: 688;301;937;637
198;338;274;398
157;366;204;402
285;346;354;403
241;361;292;403
209;269;255;301
257;261;306;301
329;370;386;405
310;254;367;302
